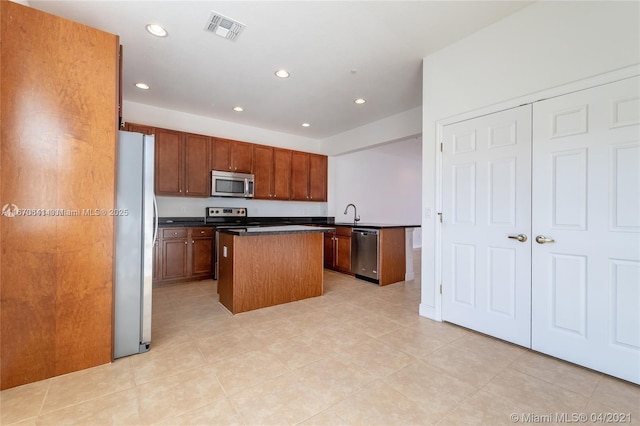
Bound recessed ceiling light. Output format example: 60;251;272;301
233;106;244;112
275;69;290;78
145;24;168;37
302;123;310;127
135;83;150;90
354;98;366;105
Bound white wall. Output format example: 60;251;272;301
330;136;422;247
157;196;327;218
420;1;640;320
124;100;323;153
322;107;422;156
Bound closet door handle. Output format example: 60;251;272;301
535;235;555;244
507;234;528;242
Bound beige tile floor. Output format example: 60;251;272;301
2;254;639;425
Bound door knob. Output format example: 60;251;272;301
535;235;555;244
507;234;528;242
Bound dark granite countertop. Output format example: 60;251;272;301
331;222;421;229
219;225;335;236
157;216;420;229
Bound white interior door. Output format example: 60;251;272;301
442;105;532;347
532;76;640;384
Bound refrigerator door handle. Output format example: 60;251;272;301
140;134;154;350
152;195;158;244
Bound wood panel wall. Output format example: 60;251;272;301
1;1;118;389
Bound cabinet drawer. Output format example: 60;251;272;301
191;227;214;238
335;226;352;237
162;228;188;239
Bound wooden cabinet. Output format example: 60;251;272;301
378;228;406;286
324;226;352;274
253;145;292;200
218;231;323;314
309;154;327;201
211;138;253;173
161;228;188;280
184;133;211;196
291;151;310;201
323;232;335;269
252;144;274;199
124;123;210;198
291;151;328;202
155;128;184;196
156;227;214;284
190;228;214;277
122;123;325;202
273;148;292;199
123;122;153;135
335;233;352;274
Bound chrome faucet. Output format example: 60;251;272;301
343;203;360;225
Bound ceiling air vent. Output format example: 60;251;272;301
204;12;245;41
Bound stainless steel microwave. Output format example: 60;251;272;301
211;170;254;198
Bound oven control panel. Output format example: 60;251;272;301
207;207;247;217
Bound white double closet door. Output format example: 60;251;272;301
441;76;640;384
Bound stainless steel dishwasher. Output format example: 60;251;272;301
351;228;379;284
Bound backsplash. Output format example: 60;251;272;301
156;196;328;218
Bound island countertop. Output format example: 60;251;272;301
218;225;335;236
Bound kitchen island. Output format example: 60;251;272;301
217;225;334;314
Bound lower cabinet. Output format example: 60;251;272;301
155;227;214;284
324;226;353;274
190;228;215;277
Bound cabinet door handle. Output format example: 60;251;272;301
184;241;187;245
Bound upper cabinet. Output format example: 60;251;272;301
122;122;326;201
308;154;327;201
123;122;153;135
184;133;211;197
124;123;210;197
291;151;327;202
273;148;293;200
291;151;310;201
154;128;184;196
252;144;274;199
211;138;253;173
253;145;292;200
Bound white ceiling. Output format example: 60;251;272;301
28;1;532;139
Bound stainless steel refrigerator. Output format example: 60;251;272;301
114;130;156;358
